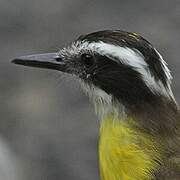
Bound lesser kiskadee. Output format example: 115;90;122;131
12;30;180;180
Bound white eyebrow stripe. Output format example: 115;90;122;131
85;41;174;100
88;41;147;68
60;40;175;100
153;48;172;82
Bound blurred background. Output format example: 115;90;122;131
0;0;180;179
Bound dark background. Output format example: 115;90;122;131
0;0;180;179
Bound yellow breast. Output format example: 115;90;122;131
99;115;162;180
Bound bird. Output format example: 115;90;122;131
12;30;180;180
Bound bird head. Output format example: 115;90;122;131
12;30;176;118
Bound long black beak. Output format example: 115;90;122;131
12;53;67;72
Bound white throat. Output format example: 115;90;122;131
80;81;126;119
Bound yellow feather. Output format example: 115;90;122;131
128;33;140;41
99;114;162;180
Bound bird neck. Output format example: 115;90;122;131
98;114;162;180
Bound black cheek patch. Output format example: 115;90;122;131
91;56;156;106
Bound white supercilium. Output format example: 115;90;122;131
59;41;175;112
59;40;175;106
88;41;174;100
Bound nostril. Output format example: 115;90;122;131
55;57;62;62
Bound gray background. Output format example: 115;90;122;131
0;0;180;179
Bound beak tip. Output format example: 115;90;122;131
11;59;23;65
11;59;17;64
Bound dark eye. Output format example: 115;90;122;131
81;53;95;68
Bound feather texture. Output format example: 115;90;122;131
99;114;162;180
